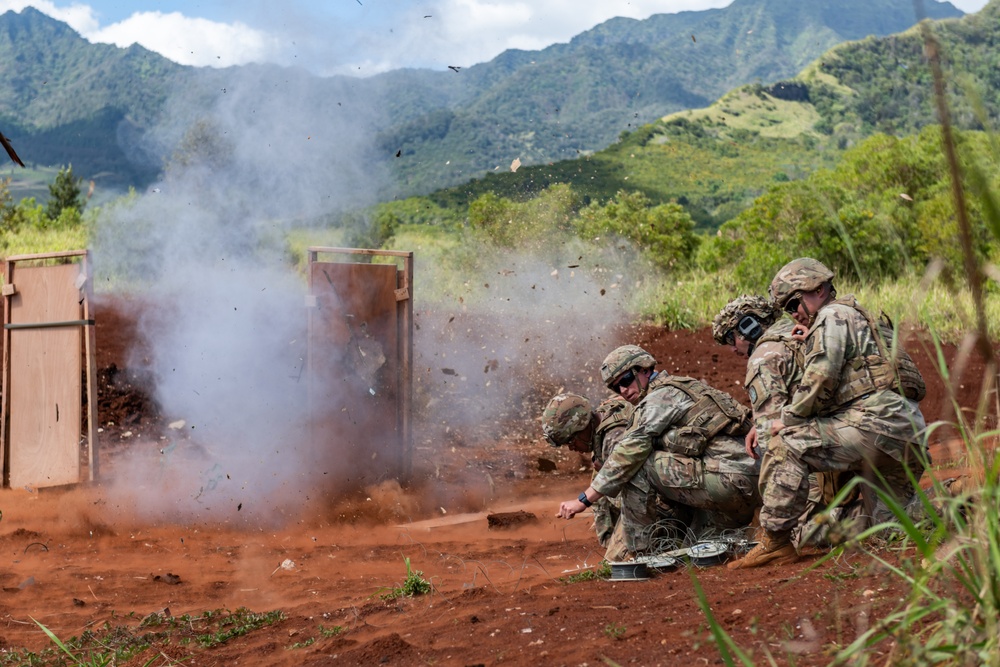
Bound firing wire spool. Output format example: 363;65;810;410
687;541;730;567
609;561;650;580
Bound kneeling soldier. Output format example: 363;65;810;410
556;345;762;556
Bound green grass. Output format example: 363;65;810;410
11;607;287;667
0;225;90;259
663;87;824;140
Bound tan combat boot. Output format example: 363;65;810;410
727;529;797;570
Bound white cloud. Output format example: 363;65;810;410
3;0;990;76
86;11;284;67
323;0;736;75
0;0;99;32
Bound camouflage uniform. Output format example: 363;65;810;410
713;297;850;548
542;393;633;559
590;397;633;556
759;288;927;534
745;318;864;546
590;373;761;554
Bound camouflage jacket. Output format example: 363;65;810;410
745;318;801;450
592;396;634;469
780;299;925;442
592;373;757;498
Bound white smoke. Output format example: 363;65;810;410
91;65;389;526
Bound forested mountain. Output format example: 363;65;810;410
392;0;1000;230
0;0;962;197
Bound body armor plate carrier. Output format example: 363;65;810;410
830;296;926;407
648;374;752;457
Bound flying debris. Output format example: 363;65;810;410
448;65;462;72
691;34;697;42
899;193;914;201
0;131;25;167
510;157;521;172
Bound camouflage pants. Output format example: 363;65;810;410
760;448;848;548
618;450;760;554
593;495;621;548
759;417;926;534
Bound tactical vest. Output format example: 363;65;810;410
829;296;926;406
744;326;800;413
649;374;752;439
595;397;631;437
592;396;632;466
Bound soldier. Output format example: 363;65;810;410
541;392;634;560
713;295;860;551
728;258;927;569
556;345;761;556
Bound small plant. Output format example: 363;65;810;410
30;618;159;667
195;607;286;648
380;557;432;600
561;560;612;583
319;624;345;637
603;622;627;640
288;637;315;649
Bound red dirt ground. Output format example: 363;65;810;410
0;296;991;666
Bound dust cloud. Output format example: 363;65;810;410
90;67;392;527
86;65;652;529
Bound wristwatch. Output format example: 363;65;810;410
578;492;592;507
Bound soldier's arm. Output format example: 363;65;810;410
781;312;845;425
750;350;791;444
589;396;674;496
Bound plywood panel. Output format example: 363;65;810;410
7;263;82;488
308;262;399;487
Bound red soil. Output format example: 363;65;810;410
0;296;990;666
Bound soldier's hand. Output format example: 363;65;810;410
770;420;785;436
745;427;759;459
790;324;809;341
557;500;585;519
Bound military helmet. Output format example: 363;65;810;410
600;345;656;388
769;258;835;308
541;393;593;447
712;295;779;345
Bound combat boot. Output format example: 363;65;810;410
727;529;797;570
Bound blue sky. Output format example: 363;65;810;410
0;0;990;77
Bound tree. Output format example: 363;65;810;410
575;190;697;270
46;164;85;220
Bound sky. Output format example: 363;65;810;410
0;0;991;78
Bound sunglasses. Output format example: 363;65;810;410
613;369;638;393
783;294;802;314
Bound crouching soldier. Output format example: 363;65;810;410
556;345;762;556
713;295;861;551
542;392;634;560
728;258;927;569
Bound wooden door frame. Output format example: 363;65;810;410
306;247;414;480
1;250;99;487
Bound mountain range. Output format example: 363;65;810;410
0;0;964;200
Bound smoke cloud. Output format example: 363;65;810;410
92;66;391;526
89;64;651;529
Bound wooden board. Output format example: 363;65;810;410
7;263;83;488
308;261;401;487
